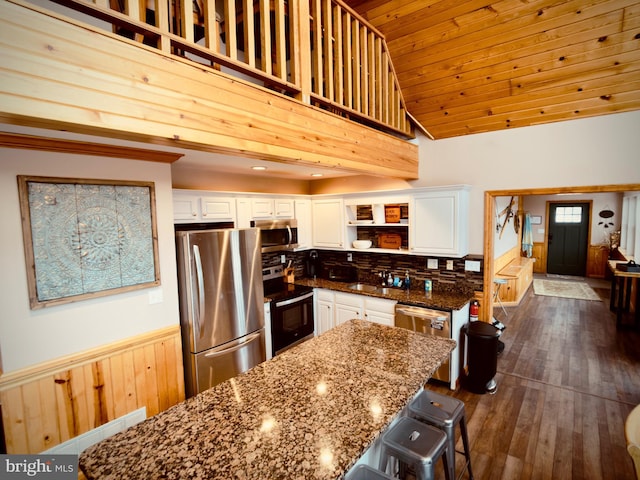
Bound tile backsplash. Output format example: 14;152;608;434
263;250;483;294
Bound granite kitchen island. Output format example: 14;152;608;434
80;319;455;480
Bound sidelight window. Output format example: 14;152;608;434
554;206;582;223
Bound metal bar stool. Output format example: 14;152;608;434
493;278;508;319
346;464;394;479
378;416;450;480
408;390;474;480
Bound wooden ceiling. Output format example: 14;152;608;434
344;0;640;139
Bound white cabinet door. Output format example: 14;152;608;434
315;289;335;336
236;198;252;228
274;199;295;218
312;198;345;248
316;300;334;336
173;193;199;222
364;297;397;326
295;199;312;249
251;198;274;219
200;196;236;222
410;188;469;257
334;292;364;326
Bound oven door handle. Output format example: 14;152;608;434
275;291;314;308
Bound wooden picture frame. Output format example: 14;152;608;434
530;215;543;225
17;176;160;309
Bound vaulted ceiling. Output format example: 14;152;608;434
345;0;640;139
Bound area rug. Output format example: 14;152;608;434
533;279;601;301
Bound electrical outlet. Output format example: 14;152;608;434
281;254;286;264
427;258;438;269
446;260;454;270
347;253;353;262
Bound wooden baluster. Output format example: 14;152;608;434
258;0;271;75
274;0;286;80
224;0;237;60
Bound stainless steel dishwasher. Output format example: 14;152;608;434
395;304;452;383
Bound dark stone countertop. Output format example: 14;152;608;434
79;320;455;480
294;277;473;311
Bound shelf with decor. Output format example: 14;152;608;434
345;201;410;252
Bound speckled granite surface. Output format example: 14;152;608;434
80;320;455;480
295;277;473;311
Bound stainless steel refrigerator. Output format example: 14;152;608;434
176;227;266;398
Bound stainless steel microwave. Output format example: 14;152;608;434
252;219;299;252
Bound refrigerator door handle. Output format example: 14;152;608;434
204;331;262;358
193;244;205;336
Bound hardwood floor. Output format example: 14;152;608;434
425;277;640;479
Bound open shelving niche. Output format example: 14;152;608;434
345;196;410;254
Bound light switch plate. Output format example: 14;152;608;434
427;259;439;269
464;260;481;272
148;288;163;305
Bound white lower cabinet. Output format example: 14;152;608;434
317;290;397;332
363;297;396;326
315;289;335;336
334;292;364;326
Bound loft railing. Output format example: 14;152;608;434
44;0;414;137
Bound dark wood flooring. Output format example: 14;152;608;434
425;277;640;479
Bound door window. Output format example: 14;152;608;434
554;206;583;223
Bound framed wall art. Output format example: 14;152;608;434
17;176;160;309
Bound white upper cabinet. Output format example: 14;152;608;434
201;196;236;221
251;198;295;220
251;198;274;219
295;199;313;250
312;198;345;249
274;199;295;218
172;192;200;222
173;190;236;223
409;186;470;257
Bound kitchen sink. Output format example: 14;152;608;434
348;283;377;292
375;287;394;295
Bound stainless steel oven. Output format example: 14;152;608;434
263;266;314;356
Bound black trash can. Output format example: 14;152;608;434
462;321;499;394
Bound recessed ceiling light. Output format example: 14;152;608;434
251;166;267;171
310;173;323;177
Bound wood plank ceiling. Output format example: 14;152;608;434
344;0;640;139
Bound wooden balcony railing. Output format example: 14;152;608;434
45;0;414;138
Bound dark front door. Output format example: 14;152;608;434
547;202;590;276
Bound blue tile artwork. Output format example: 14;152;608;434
24;179;157;305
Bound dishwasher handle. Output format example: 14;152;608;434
395;305;448;320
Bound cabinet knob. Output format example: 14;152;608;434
192;212;197;216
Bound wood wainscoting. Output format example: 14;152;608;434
0;325;184;454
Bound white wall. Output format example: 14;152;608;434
0;149;179;373
494;195;520;259
412;111;640;254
